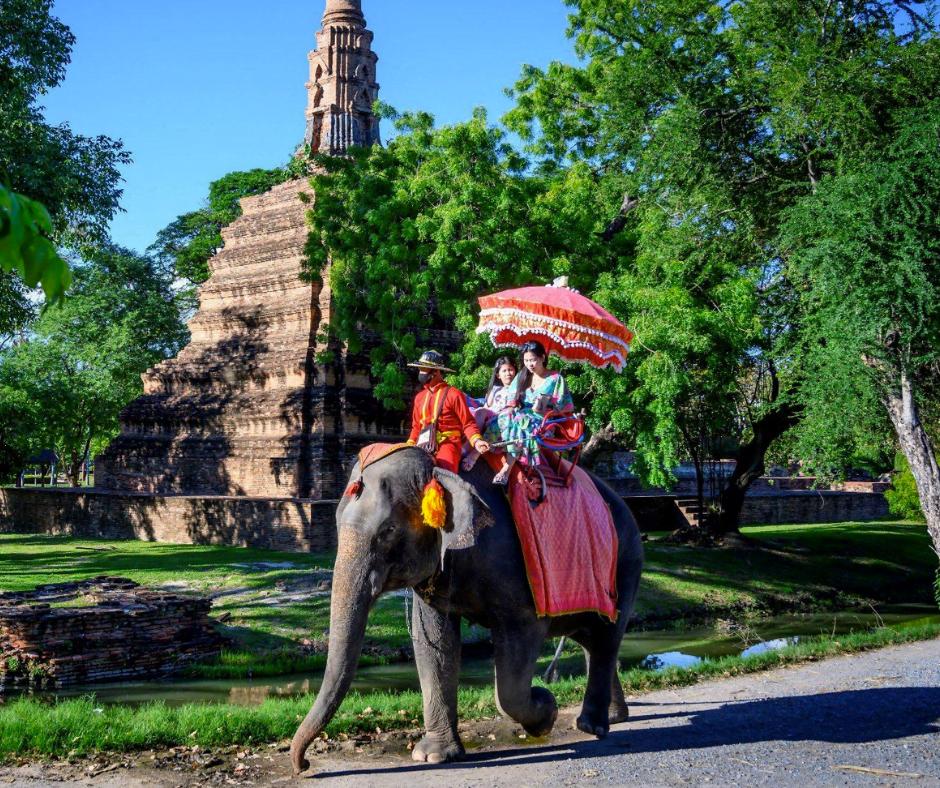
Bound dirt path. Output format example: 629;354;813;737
3;638;939;787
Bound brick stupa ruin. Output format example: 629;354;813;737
95;0;396;509
0;0;418;551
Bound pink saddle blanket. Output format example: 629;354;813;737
508;465;618;621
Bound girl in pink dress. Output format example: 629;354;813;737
462;357;517;473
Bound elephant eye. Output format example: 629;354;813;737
376;521;398;545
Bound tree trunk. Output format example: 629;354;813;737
68;436;92;488
712;400;803;537
68;452;81;488
581;422;617;467
883;370;940;559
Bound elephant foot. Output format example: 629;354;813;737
521;686;559;738
576;711;609;739
412;733;465;764
608;701;630;725
290;744;310;775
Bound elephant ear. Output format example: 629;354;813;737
431;468;492;561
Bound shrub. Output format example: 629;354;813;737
885;453;926;521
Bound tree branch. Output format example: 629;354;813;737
581;422;619;465
892;0;930;29
599;193;639;242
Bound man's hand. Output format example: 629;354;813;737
474;439;491;454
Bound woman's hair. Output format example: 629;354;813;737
486;356;517;400
515;341;549;393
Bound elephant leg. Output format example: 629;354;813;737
492;621;557;737
609;669;630;724
573;627;623;738
410;591;464;764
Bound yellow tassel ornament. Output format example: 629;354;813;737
421;479;447;529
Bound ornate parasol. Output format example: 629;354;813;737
476;278;633;372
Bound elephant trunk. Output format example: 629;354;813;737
290;528;377;774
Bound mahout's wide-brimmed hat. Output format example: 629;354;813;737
407;350;455;373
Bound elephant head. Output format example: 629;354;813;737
290;447;490;773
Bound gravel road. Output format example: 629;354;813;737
3;638;938;787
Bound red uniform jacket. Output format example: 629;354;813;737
407;382;482;448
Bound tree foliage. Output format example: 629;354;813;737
1;0;126;343
305;107;625;408
0;245;188;483
781;100;940;558
0;183;71;304
502;0;938;521
886;453;930;522
0;0;130;249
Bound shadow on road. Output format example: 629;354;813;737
313;687;940;780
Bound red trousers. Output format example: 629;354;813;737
434;439;462;473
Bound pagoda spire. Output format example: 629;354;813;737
305;0;380;155
322;0;363;24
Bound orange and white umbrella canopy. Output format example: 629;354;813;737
476;281;633;372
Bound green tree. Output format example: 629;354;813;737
886;453;933;522
1;0;125;333
781;101;940;563
504;0;938;534
305;107;622;408
0;245;188;484
0;0;129;247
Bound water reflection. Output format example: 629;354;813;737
640;651;702;671
741;637;799;657
6;606;936;708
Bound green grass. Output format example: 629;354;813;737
183;649;389;680
0;535;413;657
637;521;937;624
0;521;935;672
1;621;937;759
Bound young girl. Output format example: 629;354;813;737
462;357;517;472
494;341;573;485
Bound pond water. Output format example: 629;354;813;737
5;606;937;707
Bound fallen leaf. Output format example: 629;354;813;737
835;765;924;779
87;763;120;777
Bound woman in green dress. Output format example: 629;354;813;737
494;341;573;485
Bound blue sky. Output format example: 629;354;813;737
42;1;576;254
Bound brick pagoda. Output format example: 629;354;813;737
96;0;400;503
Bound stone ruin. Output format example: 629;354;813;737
0;577;224;690
95;0;403;505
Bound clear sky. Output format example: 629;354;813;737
42;1;576;254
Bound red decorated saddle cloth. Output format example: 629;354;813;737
508;464;619;621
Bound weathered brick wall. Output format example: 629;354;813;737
0;578;223;688
1;486;889;551
619;492;888;531
739;491;889;525
0;488;339;553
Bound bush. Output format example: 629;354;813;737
885;453;926;521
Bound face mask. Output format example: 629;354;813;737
418;371;433;385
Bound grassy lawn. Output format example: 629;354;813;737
639;521;937;625
0;523;937;759
1;621;938;758
0;520;935;673
0;536;412;666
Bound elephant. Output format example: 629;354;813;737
290;446;644;774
